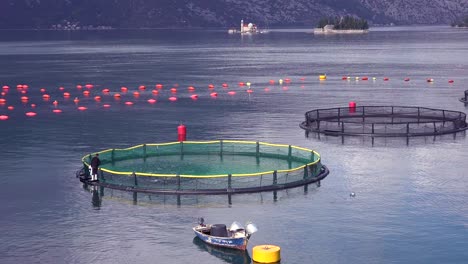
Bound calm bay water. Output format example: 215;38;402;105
1;26;468;264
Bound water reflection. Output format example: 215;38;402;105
192;237;252;264
82;184;102;209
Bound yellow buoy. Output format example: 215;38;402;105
319;74;326;80
252;244;281;263
279;79;283;85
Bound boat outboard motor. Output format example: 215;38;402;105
198;217;205;226
245;222;258;239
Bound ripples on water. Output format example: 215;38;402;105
1;26;468;263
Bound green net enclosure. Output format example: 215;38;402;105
79;140;329;194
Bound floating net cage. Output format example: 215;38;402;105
79;140;328;195
300;106;468;137
460;90;468;103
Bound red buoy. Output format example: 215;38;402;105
102;88;110;93
0;98;6;104
114;93;121;98
208;84;215;89
147;99;157;104
178;124;186;141
133;91;140;97
53;100;58;106
227;91;236;95
138;85;146;90
246;89;253;93
404;78;410;82
83;90;90;96
210;92;218;97
7;106;14;110
21;96;29;101
53;109;62;113
349;101;356;113
73;97;80;104
362;77;368;81
448;80;454;83
78;106;87;111
269;80;275;85
0;115;8;120
285;78;291;83
59;87;65;91
85;84;93;89
25;112;37;117
222;83;228;88
238;82;245;86
31;103;36;108
103;104;111;108
94;96;101;101
125;101;134;105
152;89;159;95
342;76;348;80
121;87;128;92
2;85;9;90
40;88;46;93
155;84;163;89
282;86;288;91
169;96;177;102
188;86;195;91
63;92;71;97
190;94;198;100
383;77;389;81
76;85;83;89
170;88;177;93
264;88;270;92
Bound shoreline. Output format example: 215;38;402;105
314;28;369;34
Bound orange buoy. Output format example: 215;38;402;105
76;85;83;89
83;90;90;96
103;104;111;108
31;103;36;108
238;82;245;86
124;101;134;105
133;91;140;97
170;88;178;93
73;97;80;104
155;84;163;89
7;106;14;110
208;84;215;89
85;84;93;89
264;88;270;92
448;80;454;83
40;88;46;93
269;80;275;85
0;98;6;104
102;88;110;93
246;89;253;93
190;94;198;100
94;96;101;101
0;115;8;120
53;109;62;113
78;106;87;111
227;91;236;95
147;98;157;104
169;96;177;101
178;124;186;141
152;89;159;95
138;85;146;90
63;92;71;97
188;86;195;91
25;112;37;117
210;92;218;97
222;83;228;88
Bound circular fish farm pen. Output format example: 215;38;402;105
460;90;468;103
300;106;468;138
78;140;329;195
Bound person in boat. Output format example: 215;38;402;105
90;153;101;181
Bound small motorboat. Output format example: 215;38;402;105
193;218;258;251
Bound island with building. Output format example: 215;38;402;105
228;20;264;34
314;16;369;34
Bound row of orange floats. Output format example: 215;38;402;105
340;76;455;83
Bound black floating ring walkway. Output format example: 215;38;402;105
79;165;329;195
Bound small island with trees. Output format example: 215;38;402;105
451;16;468;27
314;16;369;34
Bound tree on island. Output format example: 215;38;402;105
451;16;468;27
317;16;369;30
